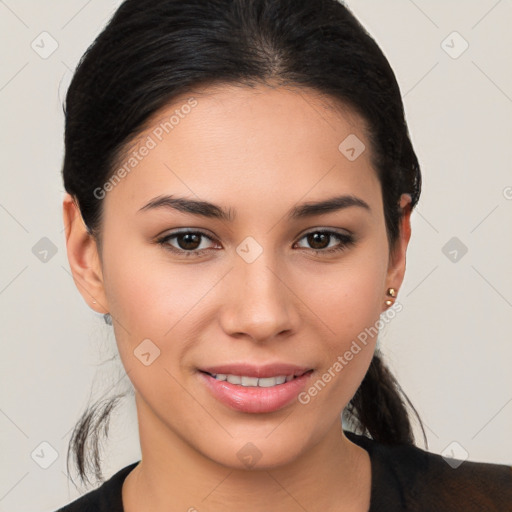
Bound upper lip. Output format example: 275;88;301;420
199;363;312;379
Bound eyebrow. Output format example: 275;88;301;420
138;194;371;221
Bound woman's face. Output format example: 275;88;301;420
65;83;410;469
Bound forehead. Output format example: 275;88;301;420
103;83;381;220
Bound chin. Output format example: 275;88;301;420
200;434;309;472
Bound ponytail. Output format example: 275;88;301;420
66;394;127;488
345;349;427;448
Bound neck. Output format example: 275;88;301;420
122;393;371;512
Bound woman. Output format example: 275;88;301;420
57;0;512;510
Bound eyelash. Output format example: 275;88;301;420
156;229;355;258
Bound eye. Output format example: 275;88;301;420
294;230;355;255
156;228;355;258
157;230;219;257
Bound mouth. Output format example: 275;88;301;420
197;364;314;414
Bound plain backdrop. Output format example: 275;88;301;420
1;1;511;510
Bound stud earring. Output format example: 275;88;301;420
385;287;397;307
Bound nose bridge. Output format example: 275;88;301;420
220;241;298;341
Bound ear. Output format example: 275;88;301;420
384;193;412;307
62;193;109;313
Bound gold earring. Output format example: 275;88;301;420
384;287;396;307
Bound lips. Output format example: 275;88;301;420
197;363;314;413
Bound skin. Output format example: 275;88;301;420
63;83;412;512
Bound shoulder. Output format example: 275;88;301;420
345;430;512;511
381;440;512;511
54;462;139;512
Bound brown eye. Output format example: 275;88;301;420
295;230;355;255
157;230;218;257
306;232;330;250
175;232;202;250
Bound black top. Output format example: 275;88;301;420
55;430;512;511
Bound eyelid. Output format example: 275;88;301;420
298;227;352;238
156;226;216;238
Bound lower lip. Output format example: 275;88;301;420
199;371;314;413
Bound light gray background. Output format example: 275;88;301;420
1;1;511;510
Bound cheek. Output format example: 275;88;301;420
297;248;388;404
102;237;210;335
305;252;388;346
103;256;204;406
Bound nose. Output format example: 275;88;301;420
218;251;300;344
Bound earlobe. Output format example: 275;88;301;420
62;193;108;313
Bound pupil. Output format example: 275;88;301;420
179;233;200;250
308;233;328;249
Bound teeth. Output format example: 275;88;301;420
226;374;241;385
241;376;259;386
210;373;294;387
258;376;286;387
